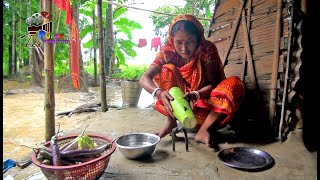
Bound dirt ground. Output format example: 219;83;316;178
3;79;124;161
3;79;318;180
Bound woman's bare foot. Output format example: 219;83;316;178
155;121;177;138
194;130;211;147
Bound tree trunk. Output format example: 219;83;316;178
93;8;98;86
105;1;114;77
32;0;44;87
19;0;22;69
43;0;55;141
10;0;16;78
33;47;44;87
8;43;12;76
190;0;195;15
27;0;33;82
98;0;108;112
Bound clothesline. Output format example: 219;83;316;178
102;0;211;21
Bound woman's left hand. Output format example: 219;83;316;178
184;92;198;101
184;92;199;110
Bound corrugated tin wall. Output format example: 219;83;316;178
207;0;301;139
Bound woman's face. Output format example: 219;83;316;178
172;30;198;61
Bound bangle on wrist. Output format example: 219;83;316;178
192;91;200;100
151;87;161;99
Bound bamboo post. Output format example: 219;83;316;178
222;0;246;66
43;0;55;141
269;0;283;128
92;9;98;85
240;0;257;89
98;0;107;112
240;0;252;81
278;1;294;140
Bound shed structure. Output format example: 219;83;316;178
207;0;307;141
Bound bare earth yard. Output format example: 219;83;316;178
3;80;317;180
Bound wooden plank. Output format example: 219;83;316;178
210;20;232;31
209;25;233;43
214;0;239;18
251;0;277;7
251;12;277;29
224;54;274;78
251;0;277;12
212;21;277;48
224;63;242;77
246;78;271;91
221;0;246;66
213;9;237;25
251;42;275;57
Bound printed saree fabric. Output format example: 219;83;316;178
152;14;245;128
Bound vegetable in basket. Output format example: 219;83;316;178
35;125;113;165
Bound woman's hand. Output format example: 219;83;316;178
184;91;199;101
158;90;175;118
184;91;199;110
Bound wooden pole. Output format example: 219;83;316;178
278;1;294;140
240;0;252;81
98;0;107;112
19;0;22;68
240;0;256;89
105;0;114;78
93;8;98;85
43;0;55;141
222;0;246;66
269;0;283;128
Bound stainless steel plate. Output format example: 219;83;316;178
218;147;274;170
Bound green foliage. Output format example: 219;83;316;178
54;59;69;76
79;2;142;68
113;64;147;81
150;6;183;40
3;0;39;76
3;0;71;77
84;62;99;76
150;0;215;43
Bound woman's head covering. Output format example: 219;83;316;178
167;14;205;49
154;14;225;92
158;14;205;58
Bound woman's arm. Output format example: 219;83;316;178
185;60;223;100
139;64;161;95
139;64;175;117
200;60;223;98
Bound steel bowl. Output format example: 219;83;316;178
115;133;160;159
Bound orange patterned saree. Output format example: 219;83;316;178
152;14;245;128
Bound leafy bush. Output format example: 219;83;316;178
84;63;99;76
113;64;148;81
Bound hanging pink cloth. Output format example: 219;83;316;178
138;38;147;48
151;37;162;52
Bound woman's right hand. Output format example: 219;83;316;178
158;90;175;118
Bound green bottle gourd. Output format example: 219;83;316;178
169;87;197;129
